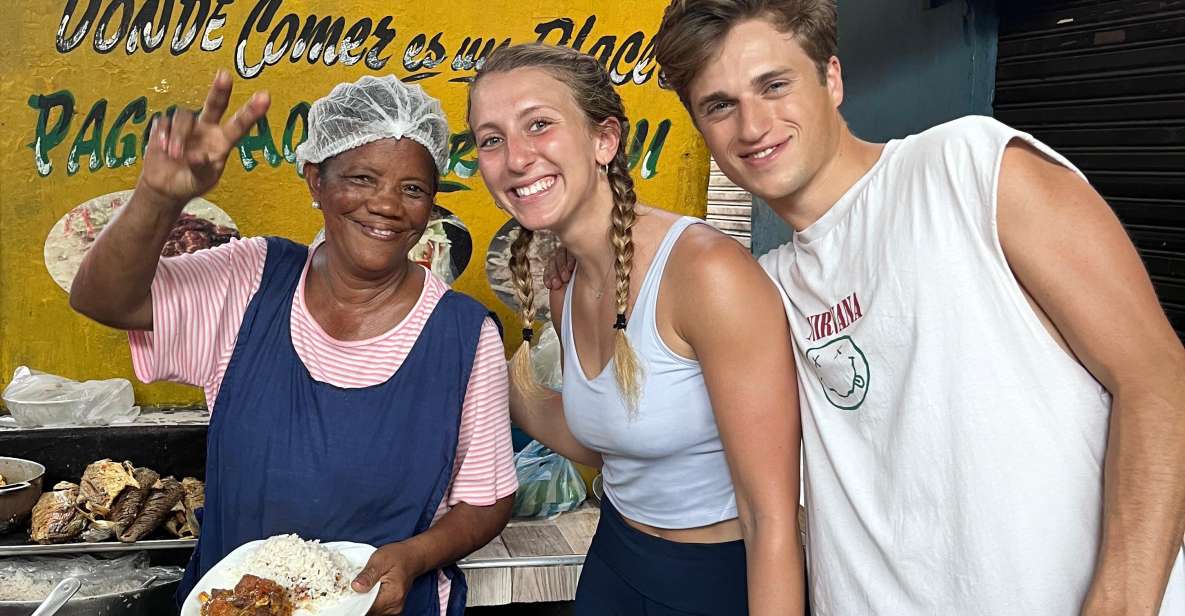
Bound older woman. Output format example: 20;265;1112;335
69;72;516;616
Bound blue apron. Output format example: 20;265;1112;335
177;237;487;616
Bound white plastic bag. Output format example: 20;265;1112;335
0;552;182;601
2;366;138;427
531;322;562;391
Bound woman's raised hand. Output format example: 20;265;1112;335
138;70;271;205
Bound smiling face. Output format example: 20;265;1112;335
806;336;870;411
687;18;845;206
468;67;618;234
304;138;436;277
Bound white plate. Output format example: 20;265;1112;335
181;539;381;616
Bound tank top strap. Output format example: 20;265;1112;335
561;261;576;344
560;216;704;360
634;216;704;315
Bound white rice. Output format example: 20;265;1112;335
236;534;355;608
0;574;145;602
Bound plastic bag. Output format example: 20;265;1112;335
0;552;183;601
531;322;562;391
2;366;139;427
512;440;587;518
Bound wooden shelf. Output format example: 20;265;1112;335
465;502;599;607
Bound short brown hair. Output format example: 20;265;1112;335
654;0;838;107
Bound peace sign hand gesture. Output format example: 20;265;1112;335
139;69;271;207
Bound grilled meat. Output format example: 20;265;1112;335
164;509;188;538
30;482;84;544
166;477;205;538
78;459;139;518
119;476;182;542
181;477;205;511
183;477;204;536
80;519;117;543
199;575;293;616
111;467;159;534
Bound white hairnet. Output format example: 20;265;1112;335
295;75;450;175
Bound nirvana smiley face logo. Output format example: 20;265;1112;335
806;336;870;411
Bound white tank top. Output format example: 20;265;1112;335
562;216;738;529
759;116;1184;615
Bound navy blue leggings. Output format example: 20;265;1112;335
574;498;748;616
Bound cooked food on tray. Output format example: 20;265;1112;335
78;459;139;517
112;466;160;534
120;475;184;543
30;482;85;544
199;574;294;616
10;458;204;545
182;476;206;511
167;476;205;539
0;473;7;486
80;519;117;543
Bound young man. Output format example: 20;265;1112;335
646;1;1185;614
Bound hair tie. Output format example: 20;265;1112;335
613;313;627;330
521;327;534;343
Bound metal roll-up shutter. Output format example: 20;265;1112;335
995;0;1185;341
705;157;753;248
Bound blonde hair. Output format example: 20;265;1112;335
470;44;643;412
507;225;548;400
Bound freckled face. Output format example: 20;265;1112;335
305;138;436;276
469;68;615;233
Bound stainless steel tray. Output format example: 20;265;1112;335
0;578;182;616
458;555;586;569
0;537;195;557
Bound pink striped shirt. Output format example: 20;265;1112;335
128;236;516;611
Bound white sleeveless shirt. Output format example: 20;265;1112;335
562;217;738;529
759;116;1185;615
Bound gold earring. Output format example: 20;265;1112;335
312;200;321;210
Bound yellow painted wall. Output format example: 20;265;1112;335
0;1;708;405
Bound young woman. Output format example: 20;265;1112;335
467;44;806;616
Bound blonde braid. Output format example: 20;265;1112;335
606;151;643;414
509;226;547;398
469;43;646;413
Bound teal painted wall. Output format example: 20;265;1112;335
751;0;999;255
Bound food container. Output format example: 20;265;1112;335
1;554;183;616
0;457;44;534
2;393;89;428
0;577;181;616
2;367;137;427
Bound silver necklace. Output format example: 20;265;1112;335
584;263;614;300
